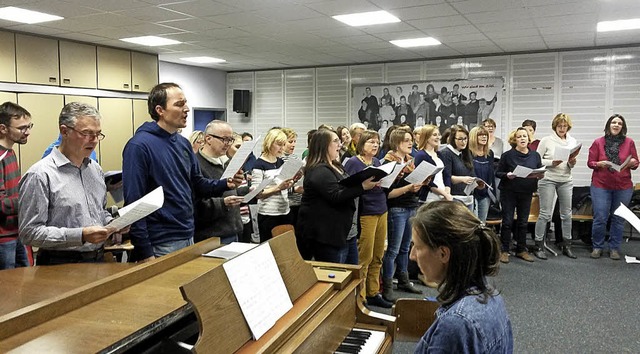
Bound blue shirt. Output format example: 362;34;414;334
415;293;513;354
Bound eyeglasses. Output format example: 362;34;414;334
9;123;34;133
67;126;105;140
207;134;235;145
455;137;468;141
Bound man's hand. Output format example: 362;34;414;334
224;196;244;207
227;170;245;189
82;225;117;244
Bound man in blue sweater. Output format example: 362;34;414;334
123;82;244;262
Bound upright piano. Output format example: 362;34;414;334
0;232;395;353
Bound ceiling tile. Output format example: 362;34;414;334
389;3;459;21
251;5;323;22
436;32;489;43
483;29;541;39
475;20;537;32
205;12;271;26
200;27;253;39
526;2;598;17
407;15;471;30
305;0;381;16
157;18;227;32
113;6;192;22
121;23;187;36
448;0;523;14
308;26;365;38
63;0;151;12
4;23;69;35
16;0;105;18
465;9;531;24
358;21;417;34
368;0;445;10
160;0;240;17
374;30;428;41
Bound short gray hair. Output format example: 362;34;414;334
59;102;101;127
204;120;231;135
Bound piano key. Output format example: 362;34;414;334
335;329;385;354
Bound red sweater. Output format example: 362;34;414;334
0;147;20;242
587;136;638;190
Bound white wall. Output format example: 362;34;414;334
228;48;640;186
159;61;226;136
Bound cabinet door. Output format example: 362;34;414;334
60;41;97;89
0;32;16;83
16;34;59;86
97;47;131;91
64;95;98;107
16;94;64;171
132;99;152;134
131;52;158;93
98;98;133;172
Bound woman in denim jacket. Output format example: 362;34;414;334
411;201;513;353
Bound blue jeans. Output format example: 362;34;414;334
475;197;490;224
383;207;416;277
153;238;194;257
0;239;29;269
591;186;633;251
345;237;359;265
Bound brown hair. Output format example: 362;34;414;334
356;130;380;156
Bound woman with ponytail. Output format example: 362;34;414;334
411;201;512;353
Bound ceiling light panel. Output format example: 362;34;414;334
120;36;181;46
0;6;63;24
180;56;226;63
390;37;441;48
332;10;400;27
597;18;640;32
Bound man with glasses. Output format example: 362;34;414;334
0;102;32;269
123;83;244;262
194;120;244;245
19;102;126;265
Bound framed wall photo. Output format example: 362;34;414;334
351;77;504;135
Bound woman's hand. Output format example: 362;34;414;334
362;176;380;191
628;158;639;170
506;172;516;179
224;196;244;207
463;176;475;184
476;180;486;190
551;160;562;167
277;178;294;191
596;160;611;169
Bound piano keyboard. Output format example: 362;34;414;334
334;328;385;354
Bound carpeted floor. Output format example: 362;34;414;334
368;233;640;353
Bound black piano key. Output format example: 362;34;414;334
342;337;367;346
348;329;371;339
336;344;361;354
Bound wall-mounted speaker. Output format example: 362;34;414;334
233;89;251;116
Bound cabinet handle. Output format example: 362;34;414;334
134;84;140;90
49;77;57;83
63;78;71;84
123;83;130;89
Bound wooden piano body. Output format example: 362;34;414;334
0;232;395;353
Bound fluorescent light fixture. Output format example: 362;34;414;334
390;37;441;48
450;62;482;69
180;56;226;64
120;36;180;46
597;18;640;32
0;6;63;24
592;54;634;62
332;10;400;27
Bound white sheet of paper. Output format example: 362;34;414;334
376;161;398;175
379;162;404;188
487;188;497;204
277;158;304;181
404;161;443;184
342;157;350;166
624;255;640;264
202;242;259;259
223;243;293;340
109;186;164;230
512;165;546;178
553;143;582;161
610;155;632;172
614;202;640;235
221;135;261;179
464;180;478;196
242;177;274;203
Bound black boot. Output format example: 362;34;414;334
562;241;577;259
366;294;393;308
533;241;547;260
381;277;396;303
397;271;423;294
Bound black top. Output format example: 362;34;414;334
383;159;419;209
440;146;475;196
298;164;364;247
495;148;542;194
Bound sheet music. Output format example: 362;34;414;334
553;143;582;161
464;177;492;196
221;135;261;179
610;155;632;172
108;186;164;230
512;165;546;178
614;202;640;234
202;242;259;259
404;161;443;184
277;158;304;181
242;177;274;203
379;162;403;188
223;243;293;340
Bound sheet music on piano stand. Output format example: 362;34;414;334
222;243;293;340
